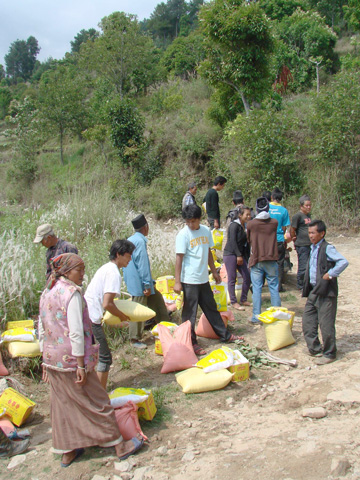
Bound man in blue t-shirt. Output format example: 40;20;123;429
174;204;242;356
269;188;290;292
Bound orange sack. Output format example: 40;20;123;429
196;311;234;339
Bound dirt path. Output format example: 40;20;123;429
1;234;360;480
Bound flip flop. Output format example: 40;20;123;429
60;448;85;468
227;334;245;344
118;436;144;461
193;344;207;356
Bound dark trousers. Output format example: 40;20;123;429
223;255;251;304
302;291;337;358
91;323;112;372
296;245;311;289
277;241;286;290
130;289;169;340
181;282;231;345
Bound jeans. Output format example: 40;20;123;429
250;261;281;322
296;245;311;290
223;255;251;304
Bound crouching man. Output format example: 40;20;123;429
302;220;348;365
174;204;243;356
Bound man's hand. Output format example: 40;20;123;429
236;256;243;266
323;272;331;281
174;281;182;294
214;219;220;229
214;272;221;284
143;288;151;297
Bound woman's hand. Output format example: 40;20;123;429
237;256;243;266
75;367;87;385
42;365;49;384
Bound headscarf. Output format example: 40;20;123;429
47;253;84;290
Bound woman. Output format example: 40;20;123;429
223;206;252;310
39;253;143;467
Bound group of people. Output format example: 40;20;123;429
182;178;349;368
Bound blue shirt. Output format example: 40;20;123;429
269;202;290;242
123;232;154;297
176;224;213;284
309;239;349;286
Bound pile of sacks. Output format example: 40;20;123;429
156;275;183;313
1;320;41;359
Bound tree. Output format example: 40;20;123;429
308;0;348;31
344;0;360;31
80;12;157;97
161;33;205;78
0;87;11;119
5;36;40;82
38;66;88;164
70;28;99;53
199;0;274;115
258;0;308;21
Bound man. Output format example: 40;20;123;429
174;204;243;356
85;239;135;389
290;195;312;290
269;188;290;292
182;182;197;210
203;176;227;229
302;220;348;365
33;223;78;279
123;214;169;349
247;197;281;324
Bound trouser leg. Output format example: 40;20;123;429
147;288;170;323
277;242;286;290
302;292;322;354
250;263;264;321
129;295;147;340
318;296;337;358
297;246;310;290
223;255;237;304
264;261;281;308
92;323;112;372
181;283;200;345
198;282;231;342
238;260;251;303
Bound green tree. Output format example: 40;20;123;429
344;0;360;31
308;0;348;31
70;28;99;53
38;66;88;164
0;87;12;119
0;65;5;80
161;33;205;78
5;36;40;82
258;0;308;21
199;0;274;115
80;12;157;97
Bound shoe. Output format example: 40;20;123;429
314;356;336;366
305;349;322;357
279;287;286;293
118;436;144;461
226;334;245;344
61;448;85;468
131;342;147;350
0;427;30;458
249;319;261;325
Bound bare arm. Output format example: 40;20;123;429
208;250;221;284
174;253;184;294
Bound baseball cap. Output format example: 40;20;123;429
33;224;53;243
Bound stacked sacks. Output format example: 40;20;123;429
1;320;41;359
151;321;179;356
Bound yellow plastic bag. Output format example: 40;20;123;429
210;282;227;312
109;387;149;408
196;346;234;373
0;388;36;426
102;299;155;326
6;320;34;330
7;340;41;358
212;229;225;250
1;328;36;343
176;367;233;394
263;320;295;351
151;321;178;337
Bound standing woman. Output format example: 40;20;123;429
223;207;252;310
39;253;143;468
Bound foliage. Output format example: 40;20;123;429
0;87;12;119
70;28;99;53
30;57;58;83
161;33;205;78
108;97;145;165
308;0;348;31
344;0;360;31
258;0;308;21
38;65;89;164
5;36;40;82
199;0;274;115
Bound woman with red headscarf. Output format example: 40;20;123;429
39;253;143;467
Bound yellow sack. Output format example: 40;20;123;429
6;320;34;330
210;282;227;312
162;292;183;311
1;328;36;343
156;276;175;294
263;320;295;351
265;307;295;328
176;367;233;394
212;229;225;250
7;340;41;358
151;321;178;337
102;299;155;326
0;388;36;426
196;346;234;373
109;387;149;408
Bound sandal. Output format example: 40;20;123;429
227;334;245;345
231;303;245;311
193;344;207;356
61;448;85;468
118;436;144;461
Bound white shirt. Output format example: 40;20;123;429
85;262;122;324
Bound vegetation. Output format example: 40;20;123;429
1;0;360;321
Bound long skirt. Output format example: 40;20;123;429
47;369;122;453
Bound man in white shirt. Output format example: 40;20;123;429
85;239;135;389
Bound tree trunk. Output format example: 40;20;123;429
240;92;251;116
60;128;64;165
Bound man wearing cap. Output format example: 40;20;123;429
33;224;78;279
123;214;169;349
246;197;281;324
182;182;197;211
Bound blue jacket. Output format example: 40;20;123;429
123;232;155;297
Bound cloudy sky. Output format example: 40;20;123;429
1;1;161;67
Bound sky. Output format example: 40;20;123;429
0;0;161;67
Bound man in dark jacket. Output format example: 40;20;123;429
302;220;348;365
204;176;227;229
247;197;281;324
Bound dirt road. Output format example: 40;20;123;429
1;234;359;480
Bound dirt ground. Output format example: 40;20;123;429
1;234;360;480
